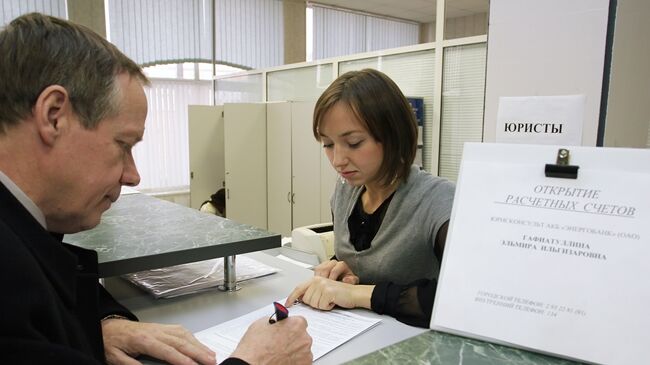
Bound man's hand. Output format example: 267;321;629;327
313;260;359;284
230;316;312;364
102;319;216;365
285;277;374;311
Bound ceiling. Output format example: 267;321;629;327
311;0;489;24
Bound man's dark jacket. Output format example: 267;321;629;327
0;183;136;364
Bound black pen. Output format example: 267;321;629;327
268;301;289;324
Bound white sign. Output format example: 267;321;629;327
496;95;585;145
432;143;650;365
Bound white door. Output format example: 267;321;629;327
224;103;267;229
188;105;224;210
291;101;322;229
266;102;293;236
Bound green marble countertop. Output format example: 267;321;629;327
345;330;582;365
66;193;280;277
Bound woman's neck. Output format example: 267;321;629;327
361;180;398;214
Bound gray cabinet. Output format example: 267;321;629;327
224;103;267;229
188;105;225;210
267;101;336;236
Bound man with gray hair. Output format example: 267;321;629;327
0;13;312;365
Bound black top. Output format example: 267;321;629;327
0;182;136;364
343;191;448;328
347;191;395;251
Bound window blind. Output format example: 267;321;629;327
439;43;487;181
1;0;66;26
134;79;212;191
107;0;283;69
311;4;418;60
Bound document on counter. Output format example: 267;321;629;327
431;143;650;365
195;301;381;361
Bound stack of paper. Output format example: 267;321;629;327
123;256;279;298
195;301;381;361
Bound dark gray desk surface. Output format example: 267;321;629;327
66;193;280;277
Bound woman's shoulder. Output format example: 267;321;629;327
406;165;455;195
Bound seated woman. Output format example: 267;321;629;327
286;69;454;328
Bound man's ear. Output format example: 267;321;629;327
33;85;70;146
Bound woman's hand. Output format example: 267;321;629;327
313;260;359;284
285;277;373;311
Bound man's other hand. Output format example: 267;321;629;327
102;319;216;365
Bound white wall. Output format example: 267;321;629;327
604;0;650;148
153;191;191;207
483;0;611;145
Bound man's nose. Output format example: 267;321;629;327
121;154;141;187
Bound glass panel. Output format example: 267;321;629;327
339;50;435;171
267;64;334;102
444;0;489;40
215;73;264;104
439;43;487;181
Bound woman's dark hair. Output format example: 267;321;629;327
312;69;417;186
211;188;226;213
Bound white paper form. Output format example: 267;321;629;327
431;143;650;365
195;301;381;361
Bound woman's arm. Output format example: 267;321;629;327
371;220;449;327
287;221;449;328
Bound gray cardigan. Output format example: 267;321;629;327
332;165;455;285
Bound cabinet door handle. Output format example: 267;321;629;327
287;192;291;203
227;188;230;199
291;193;295;204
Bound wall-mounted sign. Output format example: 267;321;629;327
496;95;585;145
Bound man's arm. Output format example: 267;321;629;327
97;284;138;321
98;283;216;365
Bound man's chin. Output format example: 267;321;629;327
49;220;100;234
78;219;101;232
46;209;104;234
70;212;104;233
